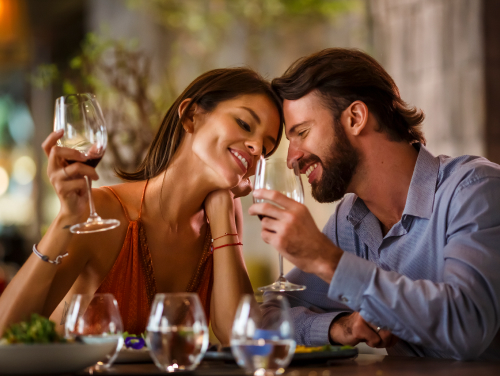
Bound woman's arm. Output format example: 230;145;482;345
205;192;254;345
0;131;98;334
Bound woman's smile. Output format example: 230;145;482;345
229;148;251;173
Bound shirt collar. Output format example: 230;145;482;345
402;143;439;219
348;143;440;224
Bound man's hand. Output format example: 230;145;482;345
330;312;398;348
249;189;343;283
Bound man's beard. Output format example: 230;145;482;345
303;119;360;203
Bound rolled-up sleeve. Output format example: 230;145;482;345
328;177;500;360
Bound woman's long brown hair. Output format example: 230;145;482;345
117;68;283;181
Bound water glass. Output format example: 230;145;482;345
65;293;124;371
231;294;296;375
146;293;209;372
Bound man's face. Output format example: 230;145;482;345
284;91;360;203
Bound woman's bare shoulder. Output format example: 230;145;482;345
93;181;147;221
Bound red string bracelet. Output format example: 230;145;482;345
211;233;238;243
211;242;243;252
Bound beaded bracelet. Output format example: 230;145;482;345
32;244;68;265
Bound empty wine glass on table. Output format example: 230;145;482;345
231;294;296;376
65;293;124;372
54;93;120;233
253;157;306;292
146;293;209;372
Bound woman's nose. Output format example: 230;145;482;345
245;140;263;156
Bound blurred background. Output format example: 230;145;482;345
0;0;499;298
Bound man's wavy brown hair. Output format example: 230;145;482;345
272;48;425;144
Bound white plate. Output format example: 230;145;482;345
115;348;152;363
0;342;117;375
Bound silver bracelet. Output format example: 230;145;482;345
32;244;68;265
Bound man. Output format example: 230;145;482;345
249;48;500;360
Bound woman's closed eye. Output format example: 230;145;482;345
236;118;251;132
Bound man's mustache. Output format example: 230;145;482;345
298;154;322;171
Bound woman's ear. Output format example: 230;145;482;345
178;98;195;133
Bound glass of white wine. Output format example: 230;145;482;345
253;157;306;292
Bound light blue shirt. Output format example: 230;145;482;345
268;144;500;360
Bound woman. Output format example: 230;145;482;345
0;68;283;344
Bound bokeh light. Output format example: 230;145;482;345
0;167;9;196
12;155;36;185
8;103;34;145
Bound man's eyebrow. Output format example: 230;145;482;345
240;107;261;124
286;121;307;140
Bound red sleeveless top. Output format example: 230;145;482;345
95;181;214;335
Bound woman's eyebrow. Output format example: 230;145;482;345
240;107;260;124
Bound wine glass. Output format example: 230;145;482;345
146;293;209;372
231;294;296;375
254;158;306;292
54;93;120;233
65;293;124;372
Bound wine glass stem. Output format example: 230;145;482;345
278;254;284;279
85;175;99;220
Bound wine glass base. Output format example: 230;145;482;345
257;280;306;292
70;219;121;234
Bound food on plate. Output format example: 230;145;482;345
294;344;353;353
1;314;66;344
122;332;146;350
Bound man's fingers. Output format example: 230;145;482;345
249;202;285;220
42;130;64;157
378;330;399;348
260;216;280;234
353;319;381;348
252;189;298;209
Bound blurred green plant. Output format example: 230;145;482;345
31;0;361;175
31;33;163;175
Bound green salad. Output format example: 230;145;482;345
1;314;66;344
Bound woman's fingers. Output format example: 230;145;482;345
48;145;87;167
42;130;64;157
53;177;88;198
60;162;99;181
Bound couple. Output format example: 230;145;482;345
1;48;500;361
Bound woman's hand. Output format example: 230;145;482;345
204;189;235;227
230;177;253;199
42;130;99;218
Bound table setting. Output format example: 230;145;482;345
0;292;360;375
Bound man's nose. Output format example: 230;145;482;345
287;143;304;169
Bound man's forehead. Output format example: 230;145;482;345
283;92;328;132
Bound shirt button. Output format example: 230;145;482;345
341;296;349;303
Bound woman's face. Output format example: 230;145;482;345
190;94;281;188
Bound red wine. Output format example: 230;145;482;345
66;156;102;168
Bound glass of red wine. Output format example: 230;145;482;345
253;157;306;292
54;93;120;233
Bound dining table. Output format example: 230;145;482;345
72;354;500;376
